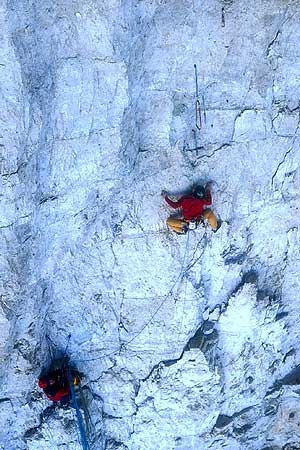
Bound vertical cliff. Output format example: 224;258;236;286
1;1;300;449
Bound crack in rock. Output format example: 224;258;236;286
1;162;27;178
105;438;129;450
267;365;300;396
266;29;281;59
141;319;220;385
38;195;58;205
283;444;300;450
271;144;297;187
214;405;254;430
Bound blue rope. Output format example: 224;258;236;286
67;367;90;450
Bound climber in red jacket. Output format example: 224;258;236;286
162;184;218;233
38;363;80;404
38;368;71;403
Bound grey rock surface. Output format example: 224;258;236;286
1;0;300;449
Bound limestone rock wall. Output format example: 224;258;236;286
0;1;300;449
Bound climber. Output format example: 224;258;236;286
162;183;219;234
38;360;80;405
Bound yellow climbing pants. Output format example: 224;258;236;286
202;208;218;230
166;217;188;234
166;209;218;233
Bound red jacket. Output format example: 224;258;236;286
165;190;212;221
44;386;70;402
38;372;70;402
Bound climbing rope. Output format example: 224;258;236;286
77;383;97;440
67;366;91;450
74;231;191;363
123;230;191;345
46;333;71;359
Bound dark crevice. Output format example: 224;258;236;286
0;397;12;404
185;143;232;162
282;444;300;450
105;439;129;450
261;447;281;450
0;222;15;229
141;320;219;385
0;213;32;229
266;29;281;58
214;405;254;429
184;323;218;353
231;108;257;140
283;348;295;363
222;243;253;266
267;365;300;396
141;350;185;383
39;195;58;205
228;271;258;299
275;311;289;321
264;398;279;417
271;146;295;187
233;423;253;435
103;412;123;420
24;425;42;439
2;162;27;178
277;366;300;385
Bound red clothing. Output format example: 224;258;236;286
45;387;70;402
165;190;212;221
38;370;70;402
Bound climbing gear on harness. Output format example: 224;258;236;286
188;221;197;230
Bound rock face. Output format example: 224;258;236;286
1;0;300;449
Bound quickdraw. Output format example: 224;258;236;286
194;63;206;130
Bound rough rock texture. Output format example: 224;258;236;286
1;0;300;449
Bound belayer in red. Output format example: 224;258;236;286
38;359;79;405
